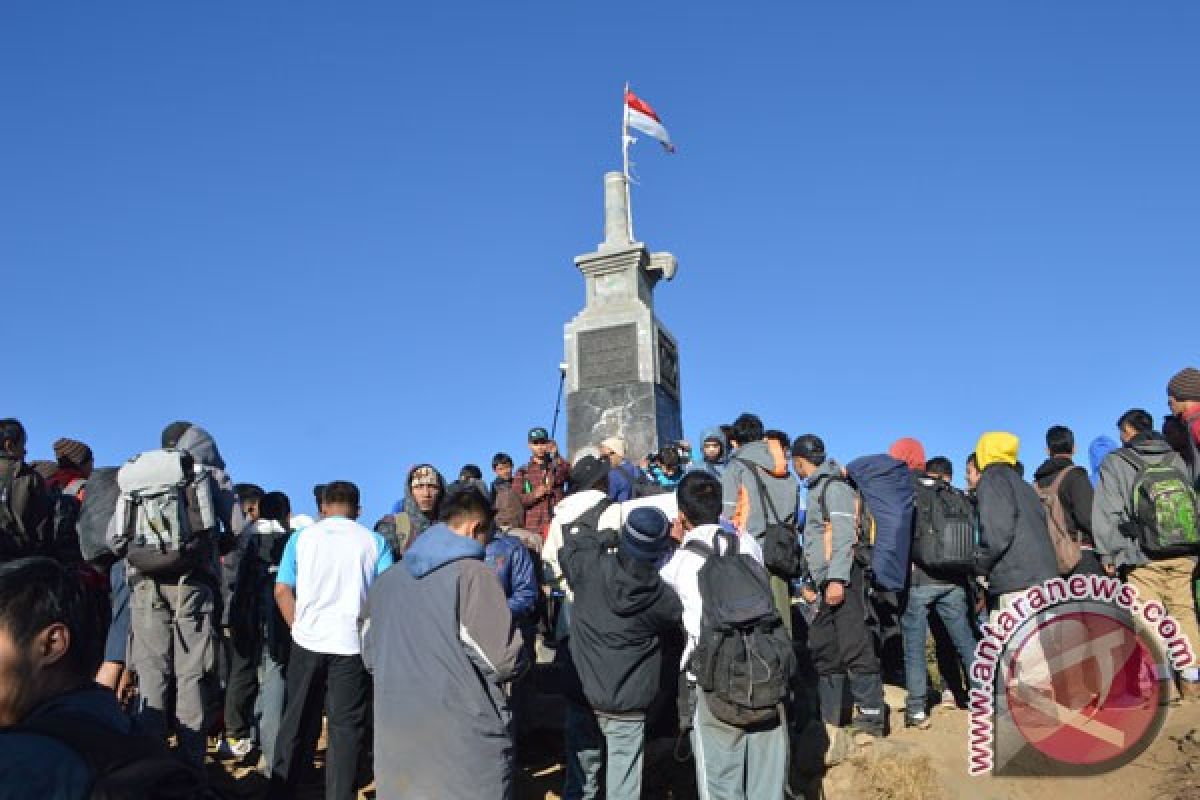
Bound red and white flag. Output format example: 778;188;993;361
625;89;675;153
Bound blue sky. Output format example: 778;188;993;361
3;2;1198;520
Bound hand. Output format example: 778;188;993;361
533;484;550;500
824;581;845;607
1104;564;1116;577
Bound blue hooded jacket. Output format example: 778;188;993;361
1088;436;1120;486
404;523;485;579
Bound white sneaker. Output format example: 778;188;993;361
218;736;254;759
941;689;958;709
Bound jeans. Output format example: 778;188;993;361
901;584;978;716
268;642;368;800
255;645;286;770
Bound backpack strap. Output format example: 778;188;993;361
683;529;738;560
684;540;716;560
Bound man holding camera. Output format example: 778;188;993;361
516;427;570;538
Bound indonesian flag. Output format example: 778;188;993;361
625;89;675;153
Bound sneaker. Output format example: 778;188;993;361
218;736;254;759
940;689;958;710
905;712;932;730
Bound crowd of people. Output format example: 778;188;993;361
1;366;1199;799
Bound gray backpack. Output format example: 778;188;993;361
117;449;218;577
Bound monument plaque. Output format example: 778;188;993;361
577;324;639;389
563;172;683;462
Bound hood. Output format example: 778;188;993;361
888;438;926;472
396;464;446;535
403;523;484;579
700;427;728;462
603;556;668;616
1089;436;1120;480
1033;456;1075;482
733;439;790;478
976;432;1019;470
173;424;226;470
553;489;610;524
1127;431;1176;458
806;457;844;488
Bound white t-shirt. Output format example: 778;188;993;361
276;516;394;656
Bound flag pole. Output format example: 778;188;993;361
622;81;635;242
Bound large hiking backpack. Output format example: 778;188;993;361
13;713;221;799
78;468;122;565
117;449;218;577
685;530;794;727
912;479;976;575
1118;450;1200;558
844;455;915;591
1033;468;1083;575
732;457;800;579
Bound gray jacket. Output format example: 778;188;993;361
721;440;799;542
363;523;525;800
802;459;858;586
1093;433;1189;569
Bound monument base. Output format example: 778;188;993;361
566;381;682;465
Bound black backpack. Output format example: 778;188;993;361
78;468;122;566
13;714;222;800
46;480;86;565
733;458;800;578
685;530;794;727
911;480;975;574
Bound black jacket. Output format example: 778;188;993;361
1033;457;1095;548
0;455;52;561
560;528;682;715
975;462;1059;596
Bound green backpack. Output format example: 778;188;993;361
1119;450;1200;558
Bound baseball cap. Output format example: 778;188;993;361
528;427;550;443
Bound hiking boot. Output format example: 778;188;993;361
904;711;932;730
218;736;254;759
1180;680;1200;703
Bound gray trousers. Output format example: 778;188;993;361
562;702;645;800
691;689;787;800
129;577;217;769
255;647;286;771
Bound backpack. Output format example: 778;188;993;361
375;512;414;558
1117;450;1200;558
1033;468;1083;575
14;713;221;799
117;449;219;577
566;497;618;543
685;530;794;728
731;458;800;578
816;456;914;591
911;479;976;575
78;468;122;566
46;479;86;565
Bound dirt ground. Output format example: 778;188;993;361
207;690;1200;800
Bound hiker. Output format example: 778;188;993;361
697;426;730;478
721;413;799;636
269;480;392;800
0;419;52;563
40;438;95;566
106;421;245;770
792;434;887;745
647;443;686;490
1092;409;1200;701
1167;367;1200;482
1033;425;1102;576
542;454;624;642
448;464;491;500
517;427;570;537
559;505;683;800
973;432;1058;612
599;436;640;502
902;454;979;730
374;463;445;558
0;557;209;798
363;487;525;800
492;452;517;498
223;491;293;769
660;471;789;799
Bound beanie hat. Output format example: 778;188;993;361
620;506;671;562
1167;367;1200;402
791;434;826;465
888;438;926;472
600;436;626;459
53;438;92;470
569;454;610;493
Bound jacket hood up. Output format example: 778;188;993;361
1033;456;1075;483
976;432;1019;470
403;523;484;579
393;464;446;535
1089;436;1120;481
172;424;226;470
700;426;728;462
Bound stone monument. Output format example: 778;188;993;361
564;171;683;463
